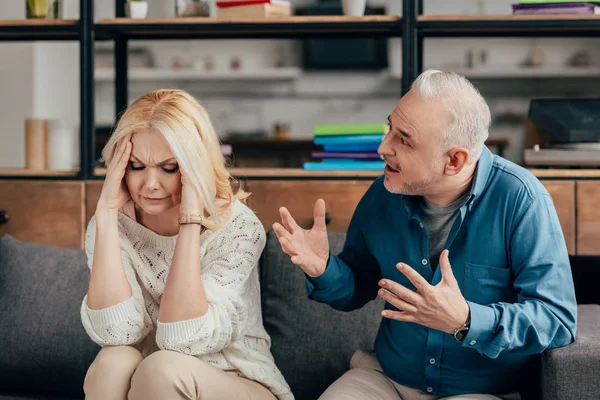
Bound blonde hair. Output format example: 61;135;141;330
101;89;248;230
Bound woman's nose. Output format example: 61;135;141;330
144;168;161;191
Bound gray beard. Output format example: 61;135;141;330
383;174;435;196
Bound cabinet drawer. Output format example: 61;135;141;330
542;180;576;255
243;180;373;233
577;181;600;255
0;180;84;249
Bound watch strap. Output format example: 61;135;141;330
178;214;203;226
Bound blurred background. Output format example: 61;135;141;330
1;0;599;170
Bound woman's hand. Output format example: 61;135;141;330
180;169;204;216
96;133;132;213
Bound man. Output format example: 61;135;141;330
272;70;577;400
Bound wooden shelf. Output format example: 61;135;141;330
95;16;402;40
0;169;79;177
94;167;380;179
528;169;600;179
0;19;79;40
418;14;600;37
94;67;302;82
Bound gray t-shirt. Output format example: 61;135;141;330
419;191;470;271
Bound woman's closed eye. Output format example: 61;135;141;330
161;164;179;174
128;162;179;174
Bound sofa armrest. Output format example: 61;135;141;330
542;304;600;400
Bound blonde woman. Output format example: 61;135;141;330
80;89;292;400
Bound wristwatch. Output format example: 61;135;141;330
178;214;203;226
453;309;471;342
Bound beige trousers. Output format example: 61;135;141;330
83;346;277;400
319;350;522;400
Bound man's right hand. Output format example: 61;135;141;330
272;199;330;278
96;133;132;213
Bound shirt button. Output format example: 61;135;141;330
427;387;433;393
470;340;477;346
419;222;424;228
422;259;428;265
429;358;436;364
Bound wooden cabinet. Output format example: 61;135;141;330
243;180;371;233
85;181;103;226
542;180;576;255
0;177;596;256
0;180;85;249
576;181;600;255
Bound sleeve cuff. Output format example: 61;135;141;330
305;252;344;296
85;296;139;328
156;313;208;344
462;301;498;350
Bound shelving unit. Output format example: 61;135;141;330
0;0;93;181
4;1;600;180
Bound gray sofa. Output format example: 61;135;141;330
1;231;600;400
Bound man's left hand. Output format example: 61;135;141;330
378;249;469;335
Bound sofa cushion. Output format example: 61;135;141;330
260;230;383;400
0;235;99;398
542;304;600;400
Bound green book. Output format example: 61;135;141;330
518;0;593;4
313;123;388;136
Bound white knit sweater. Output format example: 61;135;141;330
80;200;293;399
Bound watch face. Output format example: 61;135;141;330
455;329;468;342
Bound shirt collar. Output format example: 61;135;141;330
402;146;494;216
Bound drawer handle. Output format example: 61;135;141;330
0;210;9;225
312;212;331;226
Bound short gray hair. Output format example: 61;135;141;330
410;69;491;161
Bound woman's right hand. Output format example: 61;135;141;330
96;134;132;213
272;199;330;278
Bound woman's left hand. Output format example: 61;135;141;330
180;170;204;216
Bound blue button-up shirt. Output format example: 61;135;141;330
306;147;577;396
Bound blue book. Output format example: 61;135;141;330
314;135;383;146
323;144;381;152
303;160;385;171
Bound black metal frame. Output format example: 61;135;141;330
6;1;600;180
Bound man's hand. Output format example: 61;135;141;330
272;199;330;278
378;250;469;334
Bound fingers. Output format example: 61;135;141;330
118;142;131;171
279;206;301;234
396;263;432;294
381;310;416;323
379;279;421;306
439;250;456;285
278;236;297;257
109;133;132;171
272;222;292;242
378;288;418;313
312;199;327;231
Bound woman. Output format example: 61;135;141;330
80;89;292;400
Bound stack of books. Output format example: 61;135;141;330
303;124;387;171
512;1;600;15
216;0;291;18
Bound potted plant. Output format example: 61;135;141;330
126;0;149;19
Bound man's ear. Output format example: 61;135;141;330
444;147;470;176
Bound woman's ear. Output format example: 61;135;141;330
444;148;470;176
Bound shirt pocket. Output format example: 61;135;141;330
464;262;515;305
